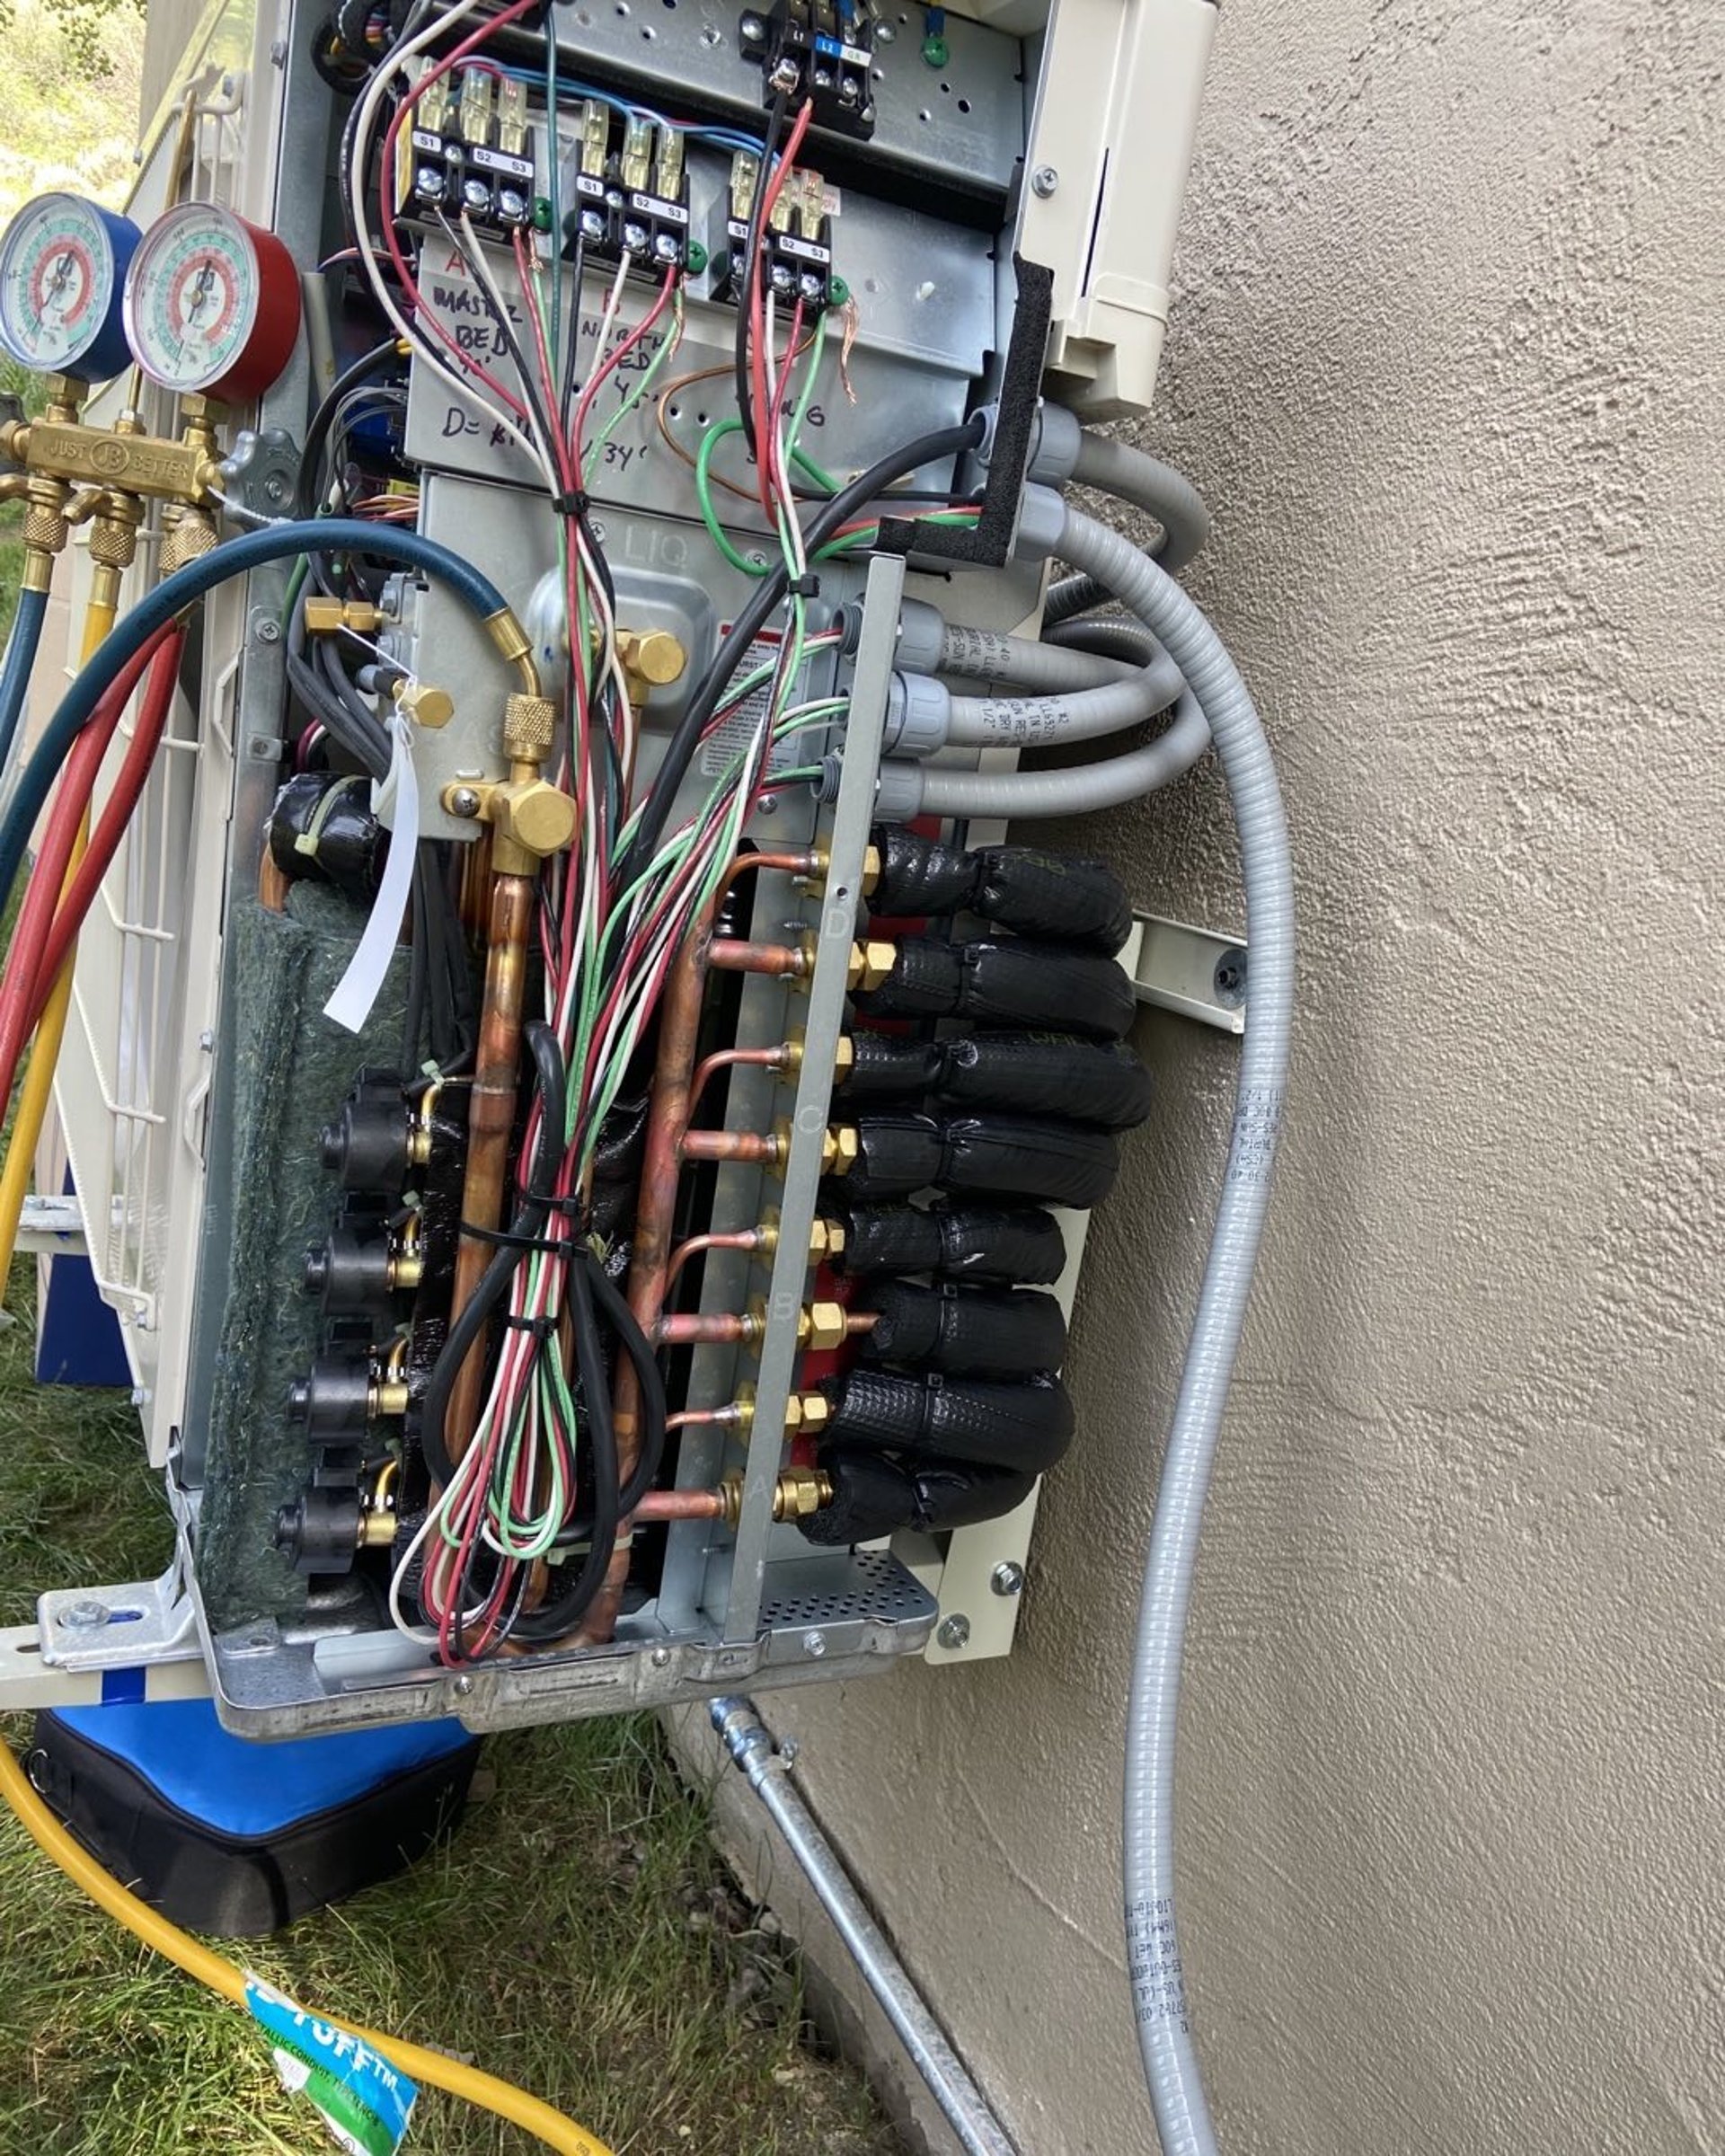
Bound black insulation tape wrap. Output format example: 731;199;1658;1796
818;1368;1075;1474
842;1033;946;1101
855;937;1137;1039
845;1112;1120;1208
799;1445;1039;1544
859;1279;1066;1375
843;1029;1153;1130
871;826;1133;954
832;1203;1068;1285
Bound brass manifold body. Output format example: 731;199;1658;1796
0;378;227;596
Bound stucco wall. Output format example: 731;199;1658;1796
704;2;1725;2149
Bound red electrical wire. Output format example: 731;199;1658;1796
747;99;814;515
0;623;179;1119
376;0;541;423
25;628;185;1039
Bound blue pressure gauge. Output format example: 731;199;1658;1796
0;192;141;382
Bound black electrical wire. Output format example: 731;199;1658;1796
505;1244;621;1642
402;856;430;1073
622;412;989;873
417;1021;567;1493
294;334;404;519
733;87;788;467
588;1253;667;1515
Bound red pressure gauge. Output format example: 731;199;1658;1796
122;202;302;400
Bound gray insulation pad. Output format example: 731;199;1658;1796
194;885;407;1630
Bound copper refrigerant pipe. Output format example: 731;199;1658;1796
664;1226;771;1298
630;1487;730;1523
688;1042;793;1118
567;905;714;1645
706;938;809;979
679;1127;782;1167
442;870;536;1465
568;848;824;1647
656;1310;878;1348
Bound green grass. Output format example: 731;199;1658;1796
0;1259;898;2155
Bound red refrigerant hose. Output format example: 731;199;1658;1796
0;623;180;1114
24;628;184;1037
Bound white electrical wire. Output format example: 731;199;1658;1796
345;0;555;487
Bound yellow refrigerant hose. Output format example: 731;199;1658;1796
0;589;115;1277
0;1740;616;2154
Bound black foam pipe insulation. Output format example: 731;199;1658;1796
870;825;1132;955
841;1028;1153;1130
842;1111;1120;1209
799;1445;1039;1544
853;934;1137;1038
818;1367;1075;1475
858;1279;1066;1376
830;1202;1068;1284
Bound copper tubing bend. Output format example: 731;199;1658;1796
443;870;536;1468
665;1227;770;1298
688;1043;791;1118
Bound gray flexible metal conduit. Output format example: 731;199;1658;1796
945;665;1187;750
936;623;1136;692
1070;434;1212;574
1045;616;1162;667
1051;500;1294;2156
711;1698;1021;2156
904;691;1210;813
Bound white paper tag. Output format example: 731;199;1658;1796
323;712;420;1035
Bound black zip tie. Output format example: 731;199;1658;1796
503;1312;561;1339
458;1220;567;1257
789;570;821;598
553;487;590;520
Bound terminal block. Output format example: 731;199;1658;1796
562;101;694;270
716;155;836;313
406;66;534;231
739;0;876;139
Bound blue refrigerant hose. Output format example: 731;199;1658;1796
0;519;511;919
0;586;51;780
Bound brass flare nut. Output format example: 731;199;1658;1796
832;1034;855;1075
715;1466;835;1529
160;509;219;573
846;940;897;993
305;596;386;636
799;1301;848;1352
87;516;140;571
820;1126;860;1176
501;691;558;763
783;1391;833;1436
368;1378;411;1419
22;498;68;559
387;1250;426;1292
808;1216;847;1261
